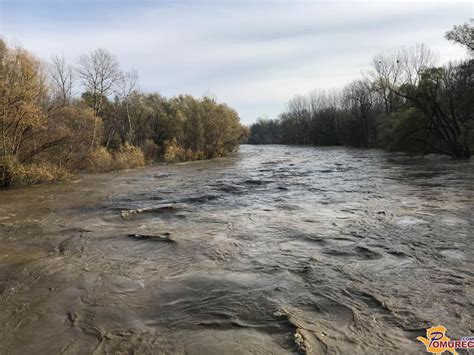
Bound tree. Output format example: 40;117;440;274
343;79;375;147
50;54;74;105
0;40;47;159
279;95;312;144
248;118;281;144
395;62;472;158
1;38;246;186
445;22;474;54
370;49;404;114
24;105;100;169
76;48;122;149
76;48;122;116
399;43;439;85
308;90;343;145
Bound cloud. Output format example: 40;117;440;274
2;0;471;123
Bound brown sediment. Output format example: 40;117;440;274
0;145;472;354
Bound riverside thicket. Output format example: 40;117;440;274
0;41;248;187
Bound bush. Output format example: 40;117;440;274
142;139;160;162
389;108;433;153
85;147;114;172
113;143;145;170
1;157;72;187
80;144;145;173
163;138;186;163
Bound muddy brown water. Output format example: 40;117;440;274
0;145;473;354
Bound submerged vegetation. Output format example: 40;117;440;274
0;41;247;187
248;22;473;158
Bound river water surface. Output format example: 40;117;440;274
0;145;473;354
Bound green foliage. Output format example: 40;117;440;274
398;61;473;157
388;108;432;153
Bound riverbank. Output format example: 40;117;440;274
0;146;241;189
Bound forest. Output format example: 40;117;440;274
0;41;248;187
248;23;473;159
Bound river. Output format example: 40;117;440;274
0;145;472;354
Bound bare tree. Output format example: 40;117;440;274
114;70;139;143
370;50;404;114
76;48;122;149
399;43;439;85
370;44;438;112
76;48;122;116
50;54;74;105
286;95;311;144
344;79;375;147
306;90;343;145
116;70;138;99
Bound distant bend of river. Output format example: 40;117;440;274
0;145;473;354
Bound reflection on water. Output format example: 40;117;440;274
0;145;473;354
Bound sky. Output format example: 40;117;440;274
1;0;472;124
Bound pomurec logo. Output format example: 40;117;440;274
417;325;474;354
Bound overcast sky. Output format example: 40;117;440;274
1;0;472;124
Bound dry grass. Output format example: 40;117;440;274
85;143;145;172
86;147;114;172
163;138;186;163
114;143;145;170
1;157;72;187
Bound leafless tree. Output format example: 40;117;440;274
307;89;344;145
287;95;312;144
114;70;139;143
399;43;439;85
50;55;74;105
344;79;375;147
76;48;122;116
369;49;404;114
370;44;438;112
76;48;122;148
116;69;138;100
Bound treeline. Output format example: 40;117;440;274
248;22;473;158
0;41;248;187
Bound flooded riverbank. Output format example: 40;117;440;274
0;145;473;354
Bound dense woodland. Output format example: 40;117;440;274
0;41;248;187
248;23;473;158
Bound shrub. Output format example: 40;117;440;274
389;108;433;153
114;143;145;170
142;139;160;162
163;138;186;163
1;157;72;187
85;147;114;172
79;144;145;173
